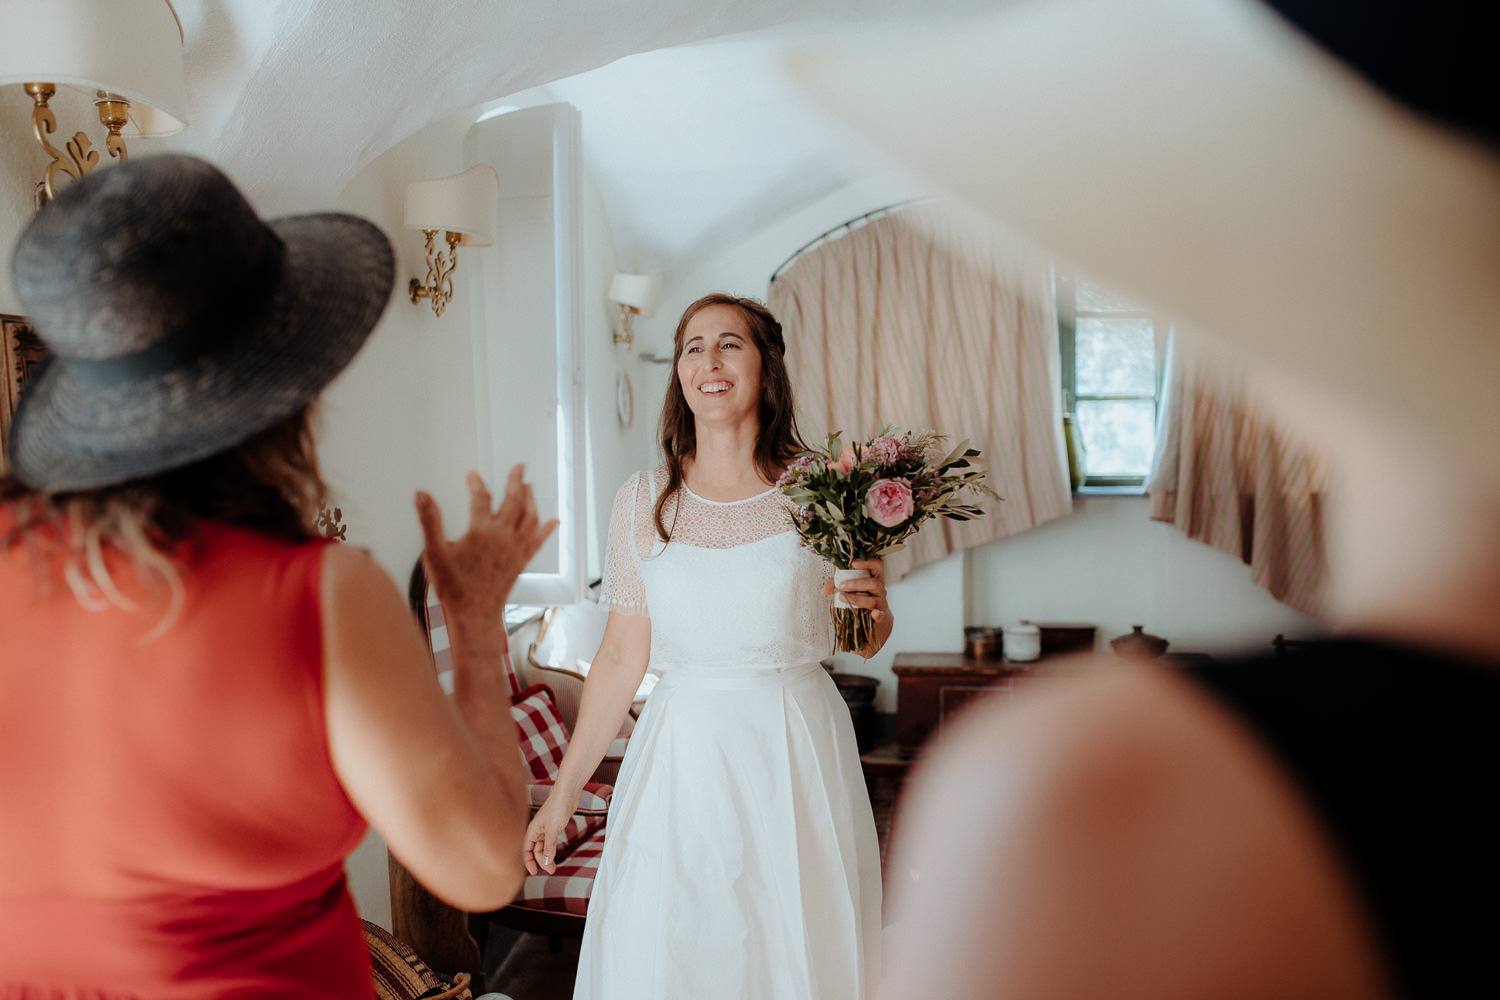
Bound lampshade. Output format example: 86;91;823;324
404;164;500;247
0;0;188;137
608;271;664;317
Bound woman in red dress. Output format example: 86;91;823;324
0;155;548;997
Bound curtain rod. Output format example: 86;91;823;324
767;198;923;285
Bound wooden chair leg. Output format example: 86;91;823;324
388;852;487;994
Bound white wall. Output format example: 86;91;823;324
643;179;1325;712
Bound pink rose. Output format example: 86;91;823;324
870;436;903;466
833;447;858;475
866;478;914;528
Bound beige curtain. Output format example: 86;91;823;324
1147;336;1330;617
767;207;1071;583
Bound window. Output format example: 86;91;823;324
1055;272;1169;489
471;102;589;605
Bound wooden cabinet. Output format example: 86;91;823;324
892;652;1040;754
860;652;1045;876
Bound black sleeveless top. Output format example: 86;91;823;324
1183;639;1500;998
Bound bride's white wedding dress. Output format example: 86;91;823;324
573;468;882;1000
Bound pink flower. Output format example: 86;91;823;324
870;436;903;466
833;447;858;475
866;478;914;528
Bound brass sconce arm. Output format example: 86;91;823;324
409;229;463;318
95;93;132;161
613;303;638;347
24;83;135;208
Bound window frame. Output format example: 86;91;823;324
1055;270;1170;490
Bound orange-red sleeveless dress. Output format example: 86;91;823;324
0;510;371;999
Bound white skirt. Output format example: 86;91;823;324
573;661;882;1000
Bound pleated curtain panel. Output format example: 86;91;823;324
1146;336;1331;617
767;207;1072;583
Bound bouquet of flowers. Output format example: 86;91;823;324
777;428;998;653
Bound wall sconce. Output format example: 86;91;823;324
607;271;664;349
405;164;500;319
0;0;188;209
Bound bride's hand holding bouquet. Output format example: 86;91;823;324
777;429;998;653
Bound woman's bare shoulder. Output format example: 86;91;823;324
880;661;1392;1000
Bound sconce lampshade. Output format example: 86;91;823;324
0;0;188;136
608;271;664;317
404;164;500;247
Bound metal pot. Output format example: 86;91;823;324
1110;625;1170;660
964;626;1004;661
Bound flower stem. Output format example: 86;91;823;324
833;606;876;654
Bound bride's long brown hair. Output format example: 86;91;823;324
653;293;806;542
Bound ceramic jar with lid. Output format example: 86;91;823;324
1003;619;1041;662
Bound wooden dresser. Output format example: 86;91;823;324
861;652;1047;876
891;651;1044;755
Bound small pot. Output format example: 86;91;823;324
964;626;1004;661
1003;620;1041;662
1110;625;1170;660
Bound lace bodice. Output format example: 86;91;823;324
601;468;834;670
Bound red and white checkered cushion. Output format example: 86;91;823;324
556;811;600;861
527;778;610;860
511;684;568;782
515;827;606;916
511;688;614;860
427;586;522;696
528;778;613;815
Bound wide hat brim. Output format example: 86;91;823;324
788;0;1500;476
8;212;394;492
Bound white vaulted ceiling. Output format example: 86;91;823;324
168;0;1007;277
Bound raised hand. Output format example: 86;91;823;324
415;465;559;623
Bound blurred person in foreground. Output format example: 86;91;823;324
792;0;1500;996
0;155;553;997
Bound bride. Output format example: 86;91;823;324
524;292;888;999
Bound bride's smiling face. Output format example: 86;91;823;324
677;303;764;430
